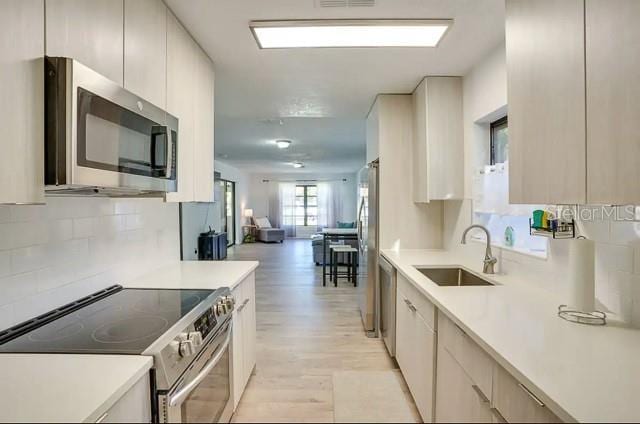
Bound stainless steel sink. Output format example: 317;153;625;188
415;267;494;287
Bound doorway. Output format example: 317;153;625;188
217;179;236;247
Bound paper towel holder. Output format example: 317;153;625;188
558;305;607;326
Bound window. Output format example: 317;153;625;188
473;115;548;258
295;185;318;226
490;116;508;165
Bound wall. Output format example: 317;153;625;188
181;160;250;260
0;197;179;331
444;41;640;326
246;171;359;225
375;95;443;250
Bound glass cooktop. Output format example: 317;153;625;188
0;288;214;354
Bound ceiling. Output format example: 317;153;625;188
166;0;506;174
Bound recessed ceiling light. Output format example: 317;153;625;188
292;162;304;168
250;19;452;49
276;140;292;149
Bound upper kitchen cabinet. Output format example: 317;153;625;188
506;0;586;205
46;0;124;85
193;48;215;203
412;77;464;203
0;0;45;204
124;0;167;108
586;0;640;204
165;11;195;203
165;11;215;203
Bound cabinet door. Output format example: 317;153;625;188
506;0;586;204
412;77;464;203
124;0;167;108
586;0;640;204
0;0;45;205
193;48;215;203
241;274;257;383
493;365;561;424
46;0;124;84
435;344;492;423
395;289;436;422
412;78;429;203
101;372;151;423
231;281;245;409
165;11;195;203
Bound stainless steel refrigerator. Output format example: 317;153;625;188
357;160;379;336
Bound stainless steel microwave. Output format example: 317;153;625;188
45;57;178;196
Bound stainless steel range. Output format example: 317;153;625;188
0;285;235;423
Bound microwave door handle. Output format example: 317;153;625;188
165;126;173;180
150;125;173;179
167;328;232;408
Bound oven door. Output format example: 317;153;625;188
159;322;232;423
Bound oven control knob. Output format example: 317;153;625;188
177;332;189;342
221;296;235;309
170;340;180;355
189;331;203;347
178;340;194;358
214;303;226;316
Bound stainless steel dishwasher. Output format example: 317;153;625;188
379;255;397;357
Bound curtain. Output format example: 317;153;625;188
317;181;342;229
267;182;281;228
278;183;297;237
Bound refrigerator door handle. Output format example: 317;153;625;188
357;197;366;253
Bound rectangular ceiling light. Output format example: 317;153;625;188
250;19;452;49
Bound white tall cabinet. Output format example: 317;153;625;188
46;0;124;85
193;48;215;203
124;0;167;108
369;95;443;250
165;11;215;203
0;0;45;205
165;12;196;203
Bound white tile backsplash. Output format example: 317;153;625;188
0;197;179;331
445;199;640;327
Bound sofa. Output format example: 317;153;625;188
254;217;285;243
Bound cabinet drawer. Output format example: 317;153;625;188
493;365;562;423
436;344;492;423
437;311;493;399
397;272;436;330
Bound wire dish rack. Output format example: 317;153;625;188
529;219;575;239
558;305;607;326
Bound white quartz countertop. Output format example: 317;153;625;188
381;249;640;423
125;260;259;290
0;354;152;423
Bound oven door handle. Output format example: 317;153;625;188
168;328;232;408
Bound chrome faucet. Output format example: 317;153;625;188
461;225;497;274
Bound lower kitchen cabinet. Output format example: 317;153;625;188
435;312;563;423
101;372;151;423
492;365;561;423
395;275;436;422
435;345;492;423
232;272;257;409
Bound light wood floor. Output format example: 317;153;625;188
227;239;420;423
